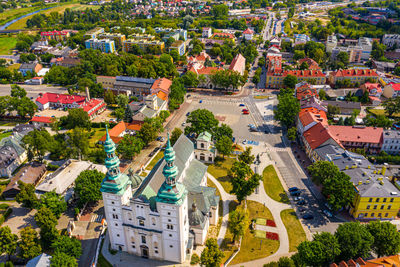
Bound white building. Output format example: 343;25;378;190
202;27;212;38
101;131;219;263
243;28;254;41
326;35;337;53
358;37;373;61
383;34;400;48
382;130;400;155
293;34;310;46
194;132;217;163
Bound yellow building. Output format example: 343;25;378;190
123;39;165;53
96;75;116;89
98;33;126;48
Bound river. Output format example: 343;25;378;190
0;7;52;30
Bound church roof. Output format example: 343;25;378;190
197;131;212;142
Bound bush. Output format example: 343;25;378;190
0;204;9;210
0;180;9;186
0;208;12;226
190;253;200;265
47;164;59;171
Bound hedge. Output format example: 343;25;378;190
0;208;12;226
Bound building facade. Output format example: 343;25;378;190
194;132;217;164
382;130;400;155
85;38;116;53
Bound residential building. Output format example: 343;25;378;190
96;76;116;89
194;132;217;163
99;121;143;144
328;69;379;86
322;100;361;115
98;32;126;47
326;35;337;53
382;130;400;155
331;46;363;63
371;60;397;73
150;78;172;96
30;116;55;127
329;125;383;154
55;57;81;68
35;93;105;119
162;29;187;41
122;38;164;53
358;37;373;60
228;53;246;76
2;162;46;199
270;37;281;47
129;93;168;121
295;82;319;101
382;34;400;48
36;159;106;200
300;96;327;112
101;132;219;262
128;34;155;41
40;30;70;42
293;34;310;46
297;107;328;136
84;27;105;39
361;82;382;98
228;9;251;16
212;33;235;39
25;77;44;85
243;28;254;41
0;146;21;178
266;69;326;89
298;57;320;70
169;40;185;56
383;83;400;98
202;27;212;38
19;62;42;76
0;133;27;166
113;76;156;96
85;38;116;53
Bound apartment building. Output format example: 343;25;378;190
85;38;116;53
328;69;379;86
123;38;165;53
169;40;185;56
331;46;363;63
40;30;70;42
382;34;400;48
162;29;187;41
326;35;338;53
358;37;373;60
382;130;400;155
84;27;105;39
98;33;126;47
266;69;326;88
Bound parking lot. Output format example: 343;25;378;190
0;84;67;99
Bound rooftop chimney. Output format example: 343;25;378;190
85;87;90;101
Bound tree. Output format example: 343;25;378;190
283;74;298;88
228;208;249;242
181;71;199;88
308;161;339;186
366;220;400;257
210;69;245;91
170;128;182;145
185;109;219;136
229;161;261;202
238;146;255;165
10;85;27;98
322;171;355;212
312;232;341;265
297;240;328;267
61;108;91;130
337;51;349;67
293;50;306;61
50;252;77;267
22;129;53;162
137;121;158;146
215;136;233;159
117;135;144;159
364;114;393;128
15;181;40;209
67;128;90;160
124;105;133;123
214;124;233;142
35;206;58;230
371;41;386;60
212;4;228;19
200;238;224;267
287;127;297;142
159;110;170;122
274;92;300;128
0;226;17;261
74;170;105;206
51;235;82;258
18;226;41;260
40;191;67;218
335;222;374;261
383;97;400;117
299;62;309;70
104;89;115;104
116;94;129;109
114;107;125;121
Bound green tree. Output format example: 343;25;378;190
50;252;77;267
170;128;182;145
230;161;261;202
18;226;41;260
137;121;158;146
215;136;233;159
34;207;59;249
337;51;349;67
61;108;91;130
104;89;115;104
274;91;300;128
67;128;90;160
297;240;327;267
124;105;133;123
213;124;233;142
116;94;129;109
322;171;355;212
212;4;228;19
74;170;105;207
283;74;298;88
335;222;374;261
308;161;339;186
15;181;40;209
200;238;224;267
293;50;306;61
40;191;67;218
159;110;170;122
383;97;400;117
228;208;249;242
287;127;297;142
117;135;144;159
299;62;309;70
185;109;219;136
366;220;400;257
23;129;53;161
371;41;386;60
313;232;341;265
51;235;82;258
114;107;125;121
181;71;199;88
10;85;27;98
0;226;18;261
238;146;255;165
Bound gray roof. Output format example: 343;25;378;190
116;76;155;84
19;62;38;70
26;253;51;267
188;203;205;228
322;100;361;110
383;130;400;140
330;151;372;171
0;146;19;169
0;134;25;157
314;144;345;161
13;123;40;135
114;80;154;90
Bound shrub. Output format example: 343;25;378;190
47;164;59;171
190;253;200;265
0;204;9;210
0;208;13;226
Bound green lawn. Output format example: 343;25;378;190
207;157;236;194
368;108;400;118
263;165;290;204
89;128;106;148
281;209;307;252
253;95;271;100
0;37;17;55
145;151;164;170
0;131;12;141
0;6;39;21
0;121;19;127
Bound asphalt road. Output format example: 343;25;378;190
0;84;67;99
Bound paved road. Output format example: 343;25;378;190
0;84;67;99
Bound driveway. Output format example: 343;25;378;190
2;203;38;234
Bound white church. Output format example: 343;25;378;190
100;129;220;263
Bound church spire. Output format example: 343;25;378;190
162;133;178;185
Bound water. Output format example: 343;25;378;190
0;7;52;30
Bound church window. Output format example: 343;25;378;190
154;242;158;249
167;212;170;215
168;219;171;222
112;208;115;211
111;201;115;205
170;245;173;248
169;234;172;237
155;250;158;254
117;234;120;237
201;143;204;148
141;236;146;244
132;245;136;249
115;223;118;226
152;218;156;226
139;220;145;226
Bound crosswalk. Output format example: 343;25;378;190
90;214;103;223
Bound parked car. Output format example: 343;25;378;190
294;196;303;202
250;127;258;132
324;203;332;211
302;214;314;220
298;207;306;212
239;103;245;107
242;110;249;115
288;187;299;192
297;199;306;205
323;210;333;218
242;139;247;145
290;190;301;196
182;122;186;126
242;109;248;112
186;112;190;116
199;100;203;103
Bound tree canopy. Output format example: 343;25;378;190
200;238;224;267
74;170;105;207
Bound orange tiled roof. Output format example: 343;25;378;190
299;108;328;127
329;125;383;144
156;91;168;101
99;121;143;143
298;57;320;70
330;69;378;77
284;69;325;78
151;78;172;93
303;122;340;150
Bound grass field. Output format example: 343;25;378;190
146;151;164;170
7;63;21;70
263;165;290;204
207;157;236;194
368;108;400;118
0;36;17;55
0;131;12;141
0;6;39;22
89;128;106;148
281;209;307;252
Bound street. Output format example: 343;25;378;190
0;84;67;99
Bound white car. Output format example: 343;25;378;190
323;210;333;218
181;122;186;126
242;139;247;145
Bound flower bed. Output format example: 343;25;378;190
266;232;279;241
266;220;276;227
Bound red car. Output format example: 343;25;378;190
242;109;248;112
242;110;249;115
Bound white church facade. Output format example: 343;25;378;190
100;129;219;263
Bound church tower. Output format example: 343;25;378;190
101;126;132;251
156;134;189;263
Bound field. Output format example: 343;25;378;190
281;209;307;252
0;36;17;55
0;131;12;141
0;6;41;23
368;108;400;118
207;157;236;194
7;3;101;30
263;165;290;204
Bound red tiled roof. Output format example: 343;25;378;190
229;53;246;73
156;91;168;101
299;108;328;127
99;121;143;143
298;57;320;70
284;70;325;78
329;126;383;144
330;69;378;77
41;30;69;36
388;83;400;91
212;33;235;39
243;28;254;34
151;78;172;93
303;122;337;150
81;99;105;116
188;66;223;75
36;93;86;105
31;116;54;124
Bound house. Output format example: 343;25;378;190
85;38;116;53
300;96;327;112
202;27;212;38
36;159;106;200
25;77;44;85
26;253;51;267
19;62;43;76
56;57;81;68
298;57;320;70
150;78;172;96
382;34;400;48
361;82;382;98
96;76;116;89
169;40;185;56
295;81;319;100
383;83;400;98
187;52;211;66
188;65;224;89
130;93;168;121
212;32;235;39
382;130;400;155
329;125;383;154
0;134;27;178
30;116;55;127
194;132;217;163
2;162;46;199
293;34;310;46
99;121;143;144
101;132;219;262
270;37;281;47
328;69;379;86
326;35;338;53
228;53;246;76
243;28;254;41
322;100;361;115
371;60;397;73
